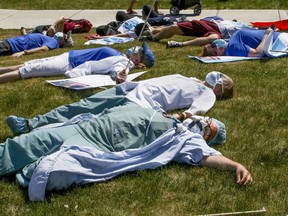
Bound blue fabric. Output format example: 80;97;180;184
203;16;224;21
85;37;134;45
28;127;222;201
68;47;123;68
6;33;59;53
225;29;280;57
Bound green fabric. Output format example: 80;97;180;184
28;86;128;130
75;104;174;152
0;124;79;176
0;104;174;177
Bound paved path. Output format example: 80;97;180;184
0;9;287;29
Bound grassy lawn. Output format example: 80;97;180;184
0;0;288;10
0;1;288;216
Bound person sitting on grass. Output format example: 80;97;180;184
0;104;252;201
0;42;154;84
6;72;234;138
198;28;281;57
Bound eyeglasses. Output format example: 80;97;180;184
203;117;212;142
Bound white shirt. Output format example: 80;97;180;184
65;55;134;78
213;20;251;40
123;74;216;115
117;16;145;38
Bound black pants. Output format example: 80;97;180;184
0;40;13;56
115;11;136;22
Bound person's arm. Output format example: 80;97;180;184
173;112;192;121
199;155;253;185
65;56;130;79
183;33;220;46
11;46;49;57
248;28;273;57
91;33;131;39
47;16;65;36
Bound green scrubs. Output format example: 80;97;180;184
28;85;129;130
0;104;174;177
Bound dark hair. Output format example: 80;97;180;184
198;46;209;57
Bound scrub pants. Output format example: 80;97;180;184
28;85;130;131
0;124;81;176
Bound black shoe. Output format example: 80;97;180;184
138;30;159;42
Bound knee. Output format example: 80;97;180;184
164;24;180;33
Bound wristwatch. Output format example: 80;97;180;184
177;112;185;121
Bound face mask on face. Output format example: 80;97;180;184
183;116;208;136
205;71;224;88
211;39;228;49
127;46;142;57
54;32;64;41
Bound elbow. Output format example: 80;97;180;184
208;34;220;43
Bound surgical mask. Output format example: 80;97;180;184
211;39;228;49
183;116;208;136
205;71;223;88
54;32;64;41
127;46;142;57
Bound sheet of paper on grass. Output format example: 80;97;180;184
46;71;146;90
84;37;134;45
188;55;263;63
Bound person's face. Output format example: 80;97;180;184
58;38;65;47
213;83;224;100
131;52;142;65
205;44;225;56
203;117;218;143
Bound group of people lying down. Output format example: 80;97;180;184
0;7;260;201
90;6;288;58
0;73;252;201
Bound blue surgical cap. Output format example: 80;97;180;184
208;118;226;145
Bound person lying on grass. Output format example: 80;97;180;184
135;16;252;48
0;104;252;201
20;16;66;37
199;28;282;57
6;73;234;137
0;30;73;57
0;42;154;84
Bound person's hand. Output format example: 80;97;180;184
84;34;102;40
265;27;273;35
11;51;25;57
116;69;128;84
235;164;253;185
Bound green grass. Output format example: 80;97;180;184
0;0;288;10
1;1;288;216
